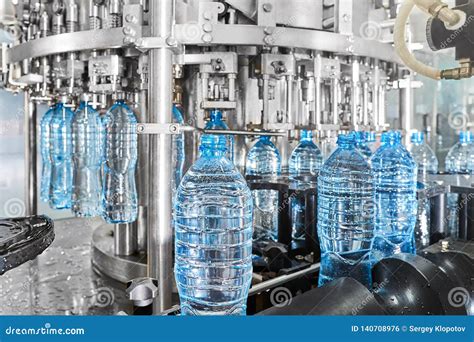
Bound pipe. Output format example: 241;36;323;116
24;92;38;216
114;223;138;256
148;0;175;314
394;0;441;80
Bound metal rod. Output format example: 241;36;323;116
24;91;38;216
148;0;175;314
249;263;320;296
202;129;286;137
136;89;148;252
114;223;138;256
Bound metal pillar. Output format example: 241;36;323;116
136;89;148;252
24;91;38;216
148;0;175;313
114;223;138;256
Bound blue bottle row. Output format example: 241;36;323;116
39;98;145;224
318;131;418;288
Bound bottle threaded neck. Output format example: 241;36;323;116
301;130;314;141
381;131;402;145
200;134;228;155
209;109;223;122
460;131;473;144
337;132;356;148
411;131;424;144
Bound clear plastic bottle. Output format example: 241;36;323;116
102;99;138;223
172;104;185;194
71;98;103;217
204;110;234;161
49;101;74;210
409;131;438;250
245;135;281;241
445;131;474;237
366;132;378;153
371;131;418;259
317;132;374;288
174;134;253;315
40;105;55;202
355;131;372;159
289;130;323;240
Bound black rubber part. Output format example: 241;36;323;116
372;253;467;315
258;277;386;316
0;215;55;275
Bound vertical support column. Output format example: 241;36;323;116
148;0;175;313
114;223;138;256
399;74;414;144
24;91;38;216
136;89;148;252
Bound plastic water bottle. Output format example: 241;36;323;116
289;130;323;240
71;98;103;217
445;131;474;237
410;132;438;178
317;132;374;288
174;134;253;315
409;131;438;250
204;110;234;161
40;105;55;202
245;135;281;241
355;131;372;159
445;131;474;174
371;131;418;260
172;104;185;193
102;99;138;223
49;101;74;210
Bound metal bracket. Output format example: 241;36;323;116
134;37;183;54
136;123;194;135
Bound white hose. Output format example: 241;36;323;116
394;0;441;80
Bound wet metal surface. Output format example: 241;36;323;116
0;218;132;315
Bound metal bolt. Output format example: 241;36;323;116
202;23;213;33
125;14;137;24
202;33;213;43
203;11;213;20
264;26;274;35
262;3;273;12
137;125;145;133
169;124;178;133
166;37;177;46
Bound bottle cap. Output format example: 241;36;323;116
381;130;402;144
337;132;356;146
411;131;424;143
301;130;314;141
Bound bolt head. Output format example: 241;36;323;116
202;33;213;43
262;3;273;12
125;14;137;24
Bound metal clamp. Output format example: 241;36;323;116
136;123;194;135
126;277;159;307
135;37;183;54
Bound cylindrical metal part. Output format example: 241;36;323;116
286;75;293;125
315;76;322;128
458;193;474;240
429;193;448;244
24;92;38;216
114;223;138;256
331;78;339;125
148;0;175;314
136;89;148;252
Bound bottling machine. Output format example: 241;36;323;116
0;0;472;316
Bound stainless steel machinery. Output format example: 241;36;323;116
0;0;472;315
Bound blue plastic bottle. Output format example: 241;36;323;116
366;132;378;153
40;105;55;202
172;104;185;193
49;101;74;209
409;131;438;250
289;130;323;240
174;134;253;315
204;110;234;161
102;99;138;223
445;131;474;237
318;132;374;288
371;131;418;259
355;131;372;159
245;135;281;241
71;99;103;217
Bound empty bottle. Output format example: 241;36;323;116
367;132;378;153
204;110;234;161
409;131;438;250
71;98;103;217
355;131;372;159
172;104;185;193
40;105;55;202
289;130;323;240
318;132;374;288
371;131;418;260
445;131;474;237
49;101;74;210
245;135;281;241
102;99;138;223
174;134;253;315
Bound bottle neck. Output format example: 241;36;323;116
337;133;356;149
301;130;313;142
200;135;228;158
209;110;223;122
382;131;402;146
